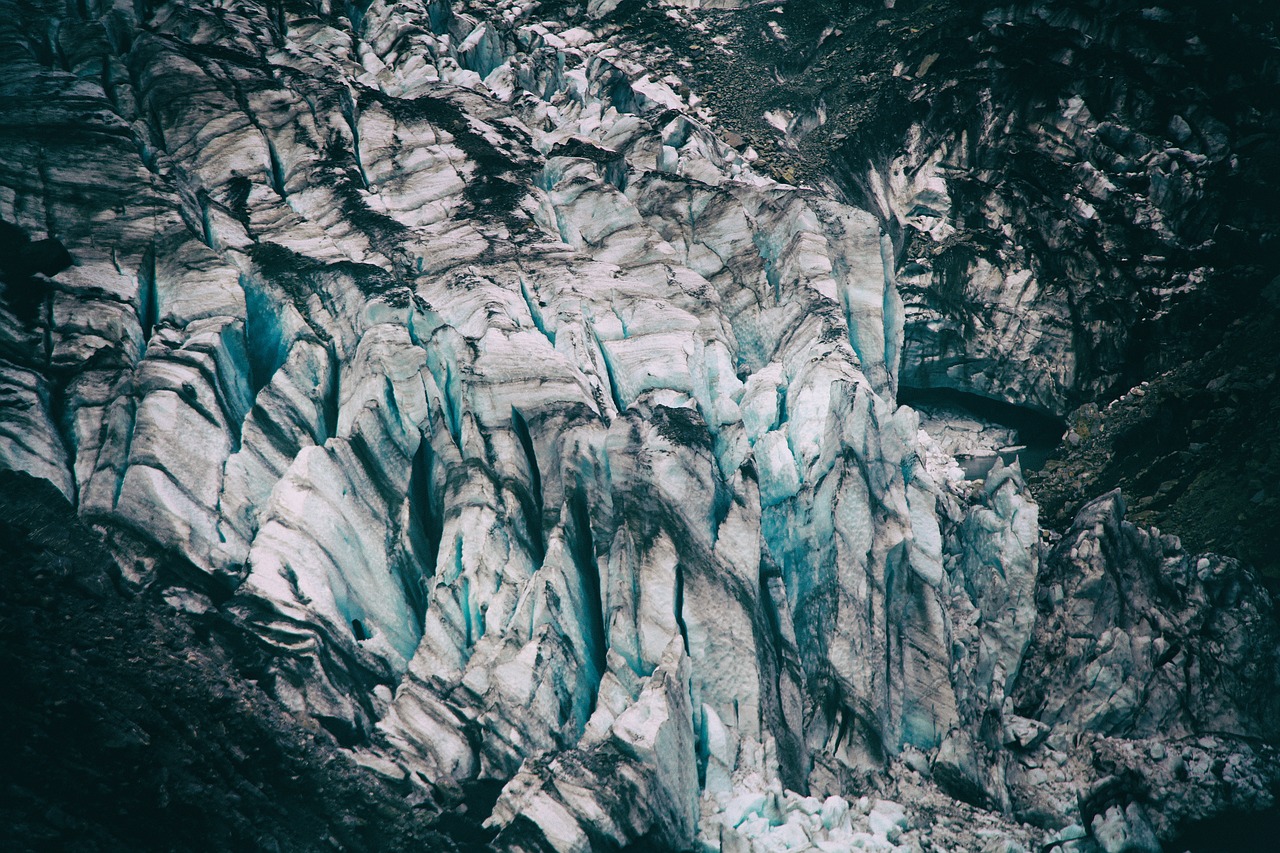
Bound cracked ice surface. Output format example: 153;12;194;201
0;0;1049;835
1;2;1276;851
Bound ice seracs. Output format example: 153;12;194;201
0;2;1275;851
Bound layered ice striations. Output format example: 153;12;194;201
0;2;1275;851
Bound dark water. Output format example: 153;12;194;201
1170;808;1280;853
901;386;1063;480
957;445;1056;480
900;387;1065;444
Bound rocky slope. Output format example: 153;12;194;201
1;1;1276;851
0;470;478;852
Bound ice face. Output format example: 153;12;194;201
0;2;1275;851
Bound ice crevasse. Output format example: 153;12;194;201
0;2;1275;852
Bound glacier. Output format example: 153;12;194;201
0;1;1276;851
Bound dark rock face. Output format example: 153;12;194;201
0;1;1277;852
1021;492;1280;742
1028;290;1280;577
1004;491;1280;835
884;1;1280;416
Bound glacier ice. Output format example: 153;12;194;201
0;1;1276;851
